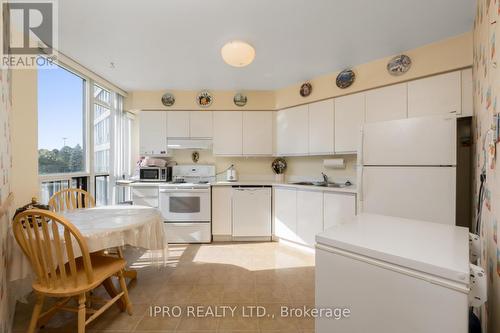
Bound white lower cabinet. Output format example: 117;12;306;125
296;190;324;246
323;192;356;229
132;187;159;208
274;187;299;242
212;186;233;238
274;187;357;247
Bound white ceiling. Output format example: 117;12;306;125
57;0;474;91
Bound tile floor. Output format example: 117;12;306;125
12;242;316;333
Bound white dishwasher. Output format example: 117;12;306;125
232;186;272;240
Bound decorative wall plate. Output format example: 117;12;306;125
233;93;248;107
336;69;355;89
387;54;412;76
300;82;312;97
192;151;199;163
161;92;175;107
196;90;213;107
271;158;287;174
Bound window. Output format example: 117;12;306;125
94;84;112;173
38;65;86;174
93;84;113;204
95;175;109;206
38;63;127;206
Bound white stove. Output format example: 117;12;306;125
159;165;214;243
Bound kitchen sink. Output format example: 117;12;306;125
290;181;350;188
291;181;316;186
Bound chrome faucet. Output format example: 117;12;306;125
321;172;329;184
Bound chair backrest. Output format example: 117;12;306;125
49;188;95;212
12;209;94;289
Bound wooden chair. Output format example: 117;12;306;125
12;209;132;333
48;188;137;280
48;188;96;212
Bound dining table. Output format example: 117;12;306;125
8;205;168;306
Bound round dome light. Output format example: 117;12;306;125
221;41;255;67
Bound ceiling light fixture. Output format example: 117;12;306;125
221;40;255;67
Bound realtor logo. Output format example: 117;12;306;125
1;0;58;68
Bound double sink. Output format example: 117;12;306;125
291;181;352;188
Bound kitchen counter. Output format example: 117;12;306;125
116;180;167;187
212;181;357;194
316;213;470;283
273;183;357;194
118;180;357;194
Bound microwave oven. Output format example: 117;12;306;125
139;166;171;182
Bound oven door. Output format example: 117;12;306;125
159;189;210;221
140;168;160;181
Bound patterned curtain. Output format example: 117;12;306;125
474;1;500;332
0;67;13;332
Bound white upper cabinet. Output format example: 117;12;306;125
167;111;190;138
309;99;334;155
167;111;213;138
334;92;365;153
365;83;407;123
212;186;232;236
139;111;167;155
190;111;213;138
242;111;273;155
213;111;243;156
408;71;461;118
461;68;473;117
276;105;309;156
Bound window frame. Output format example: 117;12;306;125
38;60;124;205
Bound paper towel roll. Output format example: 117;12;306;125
323;158;345;169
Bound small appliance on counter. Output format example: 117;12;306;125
139;166;171;182
226;164;238;182
140;157;167;167
138;157;172;182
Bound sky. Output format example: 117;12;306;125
38;65;84;150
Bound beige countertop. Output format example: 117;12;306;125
211;181;357;194
117;180;357;194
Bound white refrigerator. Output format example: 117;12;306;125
360;115;457;225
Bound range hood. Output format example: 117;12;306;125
167;138;212;150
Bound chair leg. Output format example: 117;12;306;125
117;246;124;258
102;277;125;311
77;293;86;333
118;270;133;315
27;294;44;333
